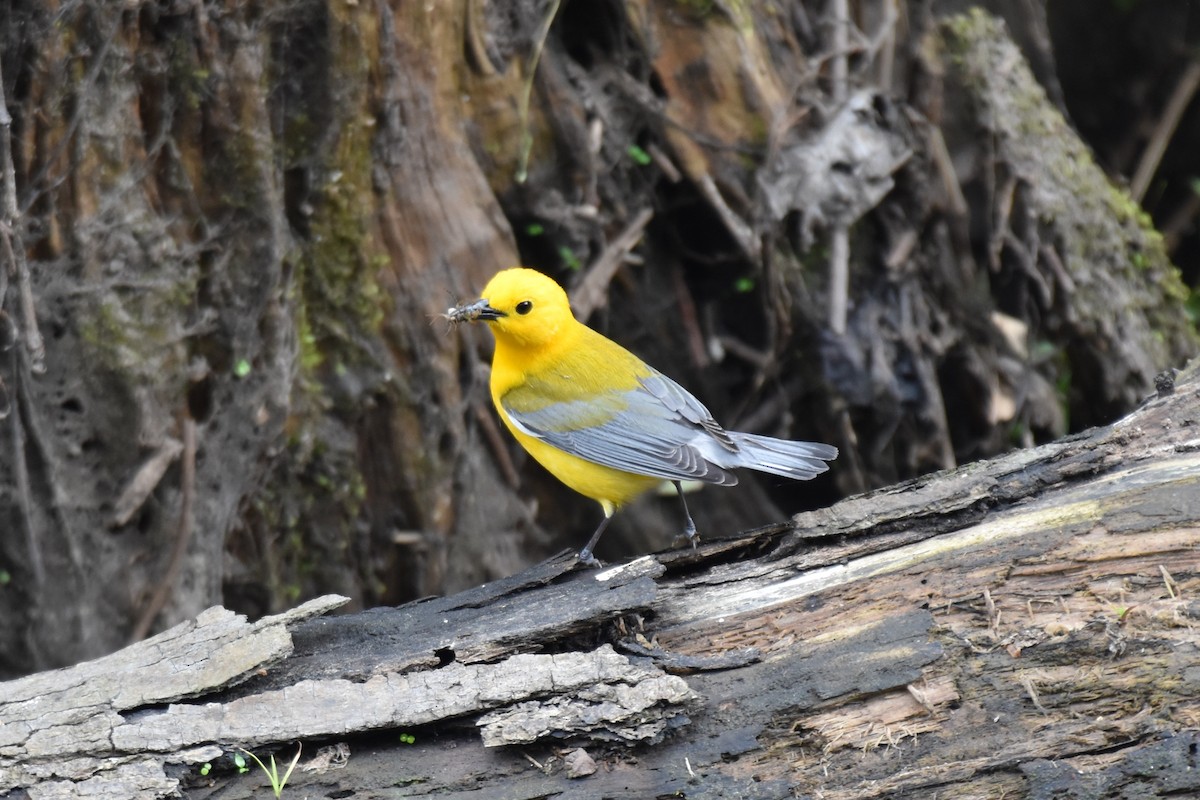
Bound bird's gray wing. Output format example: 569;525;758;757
500;372;736;486
637;373;738;451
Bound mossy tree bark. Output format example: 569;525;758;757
0;0;534;676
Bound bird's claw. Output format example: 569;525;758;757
577;548;603;568
672;524;700;551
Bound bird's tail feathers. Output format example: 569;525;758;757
724;432;838;481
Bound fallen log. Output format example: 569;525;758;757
3;362;1199;799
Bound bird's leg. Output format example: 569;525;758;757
673;481;699;549
578;510;614;566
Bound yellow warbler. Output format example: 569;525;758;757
449;268;837;564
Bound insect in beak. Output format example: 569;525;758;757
445;298;505;324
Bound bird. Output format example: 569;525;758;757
447;267;837;565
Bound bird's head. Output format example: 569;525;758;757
447;268;575;350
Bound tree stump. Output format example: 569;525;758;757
4;362;1198;799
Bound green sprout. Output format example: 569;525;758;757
240;744;302;798
559;245;582;272
626;144;652;166
525;223;545;236
233;358;252;378
399;732;416;744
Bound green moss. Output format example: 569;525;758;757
941;11;986;65
282;112;315;166
673;0;718;21
296;114;386;369
243;433;368;611
286;7;386;357
166;38;209;113
77;298;124;367
673;0;753;30
1186;288;1200;325
78;277;194;386
942;7;1199;362
239;6;387;612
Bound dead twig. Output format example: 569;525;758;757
110;438;186;528
715;335;772;370
926;125;969;220
1160;565;1179;600
0;60;45;373
0;59;50;584
1130;59;1200;203
989;172;1019;270
694;174;760;264
130;414;198;643
868;0;899;90
646;144;682;183
1019;673;1049;714
670;261;709;371
475;399;521;490
570;207;654;322
984;588;1000;640
828;227;849;335
1161;184;1200;255
515;0;562;184
464;0;498;77
827;0;852;335
8;349;42;586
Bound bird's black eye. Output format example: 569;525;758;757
516;300;533;315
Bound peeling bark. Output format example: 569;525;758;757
1;0;1195;744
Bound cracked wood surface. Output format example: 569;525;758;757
3;367;1200;799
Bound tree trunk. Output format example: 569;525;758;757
4;361;1198;799
0;0;535;676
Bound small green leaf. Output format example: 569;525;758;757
626;144;652;166
200;763;211;776
734;276;755;293
399;732;416;744
233;752;248;773
1185;288;1200;324
233;359;252;378
559;245;582;272
525;223;545;236
0;569;10;586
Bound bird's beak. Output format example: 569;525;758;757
446;297;505;324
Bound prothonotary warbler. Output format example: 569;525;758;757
449;267;837;565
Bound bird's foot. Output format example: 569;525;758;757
672;522;700;551
576;547;603;567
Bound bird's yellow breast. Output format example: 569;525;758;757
489;320;661;509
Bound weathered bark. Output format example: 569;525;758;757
0;0;537;676
4;362;1198;799
1;1;1195;683
0;0;296;673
